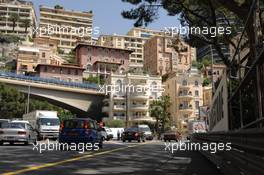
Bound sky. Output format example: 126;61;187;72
32;0;180;37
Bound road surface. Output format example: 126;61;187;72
0;140;223;175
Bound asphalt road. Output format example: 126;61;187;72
0;140;223;175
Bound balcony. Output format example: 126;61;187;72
113;105;126;111
179;105;193;113
130;105;148;111
178;92;193;99
131;116;155;122
113;94;126;100
130;92;149;100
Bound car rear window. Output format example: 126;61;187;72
64;120;95;129
6;123;26;129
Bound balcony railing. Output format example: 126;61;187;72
0;71;98;90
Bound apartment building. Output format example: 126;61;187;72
74;42;132;78
163;67;204;132
102;73;163;124
39;5;93;53
0;0;37;37
97;27;164;70
35;63;84;83
16;37;65;74
144;35;196;76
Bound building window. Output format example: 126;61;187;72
195;90;199;96
182;80;187;86
195;80;199;86
42;52;46;58
68;69;71;74
60;68;63;74
195;101;199;109
75;69;78;75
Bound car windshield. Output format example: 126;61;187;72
39;118;60;126
140;127;150;132
7;123;26;129
126;127;138;132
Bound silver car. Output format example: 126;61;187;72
0;121;37;145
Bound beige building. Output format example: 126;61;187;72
97;27;164;70
163;67;204;132
203;86;212;107
39;5;93;53
102;73;163;124
0;0;37;38
16;37;66;74
144;35;196;76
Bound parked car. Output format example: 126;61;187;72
0;119;10;128
100;127;113;141
59;118;103;148
104;127;113;140
138;125;153;140
122;127;146;143
162;130;181;142
0;120;37;145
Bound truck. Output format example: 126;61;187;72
187;121;207;140
23;110;60;140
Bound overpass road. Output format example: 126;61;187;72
0;140;222;175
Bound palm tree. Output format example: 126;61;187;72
9;13;19;33
21;18;31;33
150;100;163;138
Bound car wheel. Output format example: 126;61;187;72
138;139;141;143
143;139;145;142
0;141;3;146
128;140;131;142
24;141;29;145
9;142;14;145
122;140;125;142
168;140;171;142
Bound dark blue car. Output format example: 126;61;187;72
59;118;103;148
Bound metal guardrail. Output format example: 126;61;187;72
0;71;99;90
192;129;264;175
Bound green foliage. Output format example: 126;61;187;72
104;119;125;128
0;83;25;119
9;13;19;32
57;48;64;54
149;95;171;134
121;0;257;66
203;78;211;87
65;50;76;64
192;56;211;70
83;75;105;85
0;34;23;43
0;83;74;119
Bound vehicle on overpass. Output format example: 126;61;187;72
0;120;37;145
122;127;146;143
59;118;103;148
23;110;60;140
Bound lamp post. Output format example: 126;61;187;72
26;83;31;114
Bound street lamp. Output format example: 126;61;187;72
26;83;31;114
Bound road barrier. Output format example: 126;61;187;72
192;129;264;175
0;71;99;90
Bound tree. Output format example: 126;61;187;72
0;83;75;119
21;18;31;33
104;119;125;128
149;95;171;137
9;13;19;33
121;0;264;67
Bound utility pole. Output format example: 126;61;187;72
26;83;30;114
